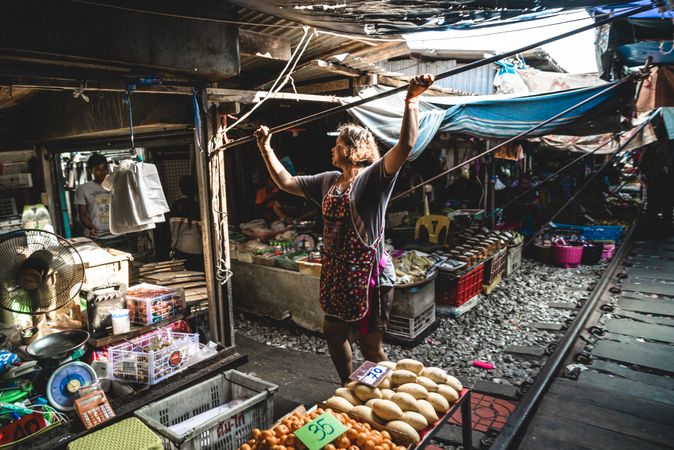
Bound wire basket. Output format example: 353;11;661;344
109;329;199;385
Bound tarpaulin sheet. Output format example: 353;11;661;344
345;81;634;160
227;0;635;36
533;122;657;154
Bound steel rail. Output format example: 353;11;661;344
489;214;639;449
489;113;659;450
216;2;659;153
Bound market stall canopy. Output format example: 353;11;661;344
345;81;635;159
225;0;635;36
532;111;658;153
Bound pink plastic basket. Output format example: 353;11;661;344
601;243;616;260
552;244;583;268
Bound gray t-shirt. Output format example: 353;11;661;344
296;157;398;286
74;181;113;239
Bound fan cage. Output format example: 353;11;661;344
0;229;85;314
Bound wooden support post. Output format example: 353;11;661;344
194;87;234;347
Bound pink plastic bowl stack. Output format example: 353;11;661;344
552;243;584;268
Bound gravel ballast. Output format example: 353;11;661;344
235;258;606;388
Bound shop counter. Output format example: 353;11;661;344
232;260;324;332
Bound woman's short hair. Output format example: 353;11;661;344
337;123;380;166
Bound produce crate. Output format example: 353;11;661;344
296;256;321;277
274;251;307;271
483;249;507;286
436;263;485;307
391;277;435;317
109;329;199;385
386;303;436;341
126;283;185;325
506;243;523;276
135;370;278;450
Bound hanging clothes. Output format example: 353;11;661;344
101;159;169;235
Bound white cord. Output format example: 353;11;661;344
223;27;316;134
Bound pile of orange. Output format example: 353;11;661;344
239;408;408;450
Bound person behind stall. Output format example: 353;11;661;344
254;174;292;222
170;175;204;271
504;175;544;233
255;74;434;385
75;153;114;242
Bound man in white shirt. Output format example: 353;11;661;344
74;153;113;241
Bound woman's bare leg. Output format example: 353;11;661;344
359;330;387;363
323;319;353;384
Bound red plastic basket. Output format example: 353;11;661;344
436;263;485;307
552;244;583;268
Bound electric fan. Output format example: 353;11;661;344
0;229;85;326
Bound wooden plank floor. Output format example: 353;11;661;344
519;232;674;450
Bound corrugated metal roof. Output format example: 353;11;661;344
383;59;495;95
225;0;634;36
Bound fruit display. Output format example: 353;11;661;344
391;251;437;285
435;227;516;268
325;359;463;443
238;407;411;450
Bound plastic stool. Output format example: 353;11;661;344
415;215;450;244
67;417;163;450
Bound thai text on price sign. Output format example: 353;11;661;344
348;361;391;387
294;412;347;450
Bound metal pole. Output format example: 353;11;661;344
216;2;658;153
462;390;473;450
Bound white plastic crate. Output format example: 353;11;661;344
109;329;199;385
135;370;278;450
506;243;523;276
386;303;435;340
436;295;481;318
127;283;185;325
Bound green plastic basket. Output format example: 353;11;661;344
67;417;163;450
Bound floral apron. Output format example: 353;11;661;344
320;182;384;329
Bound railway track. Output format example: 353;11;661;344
487;221;674;450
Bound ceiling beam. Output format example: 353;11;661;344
207;87;343;104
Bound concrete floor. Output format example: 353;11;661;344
235;333;341;420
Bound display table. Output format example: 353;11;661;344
232;260;324;332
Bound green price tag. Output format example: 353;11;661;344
294;412;348;450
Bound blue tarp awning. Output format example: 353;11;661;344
346;81;635;160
